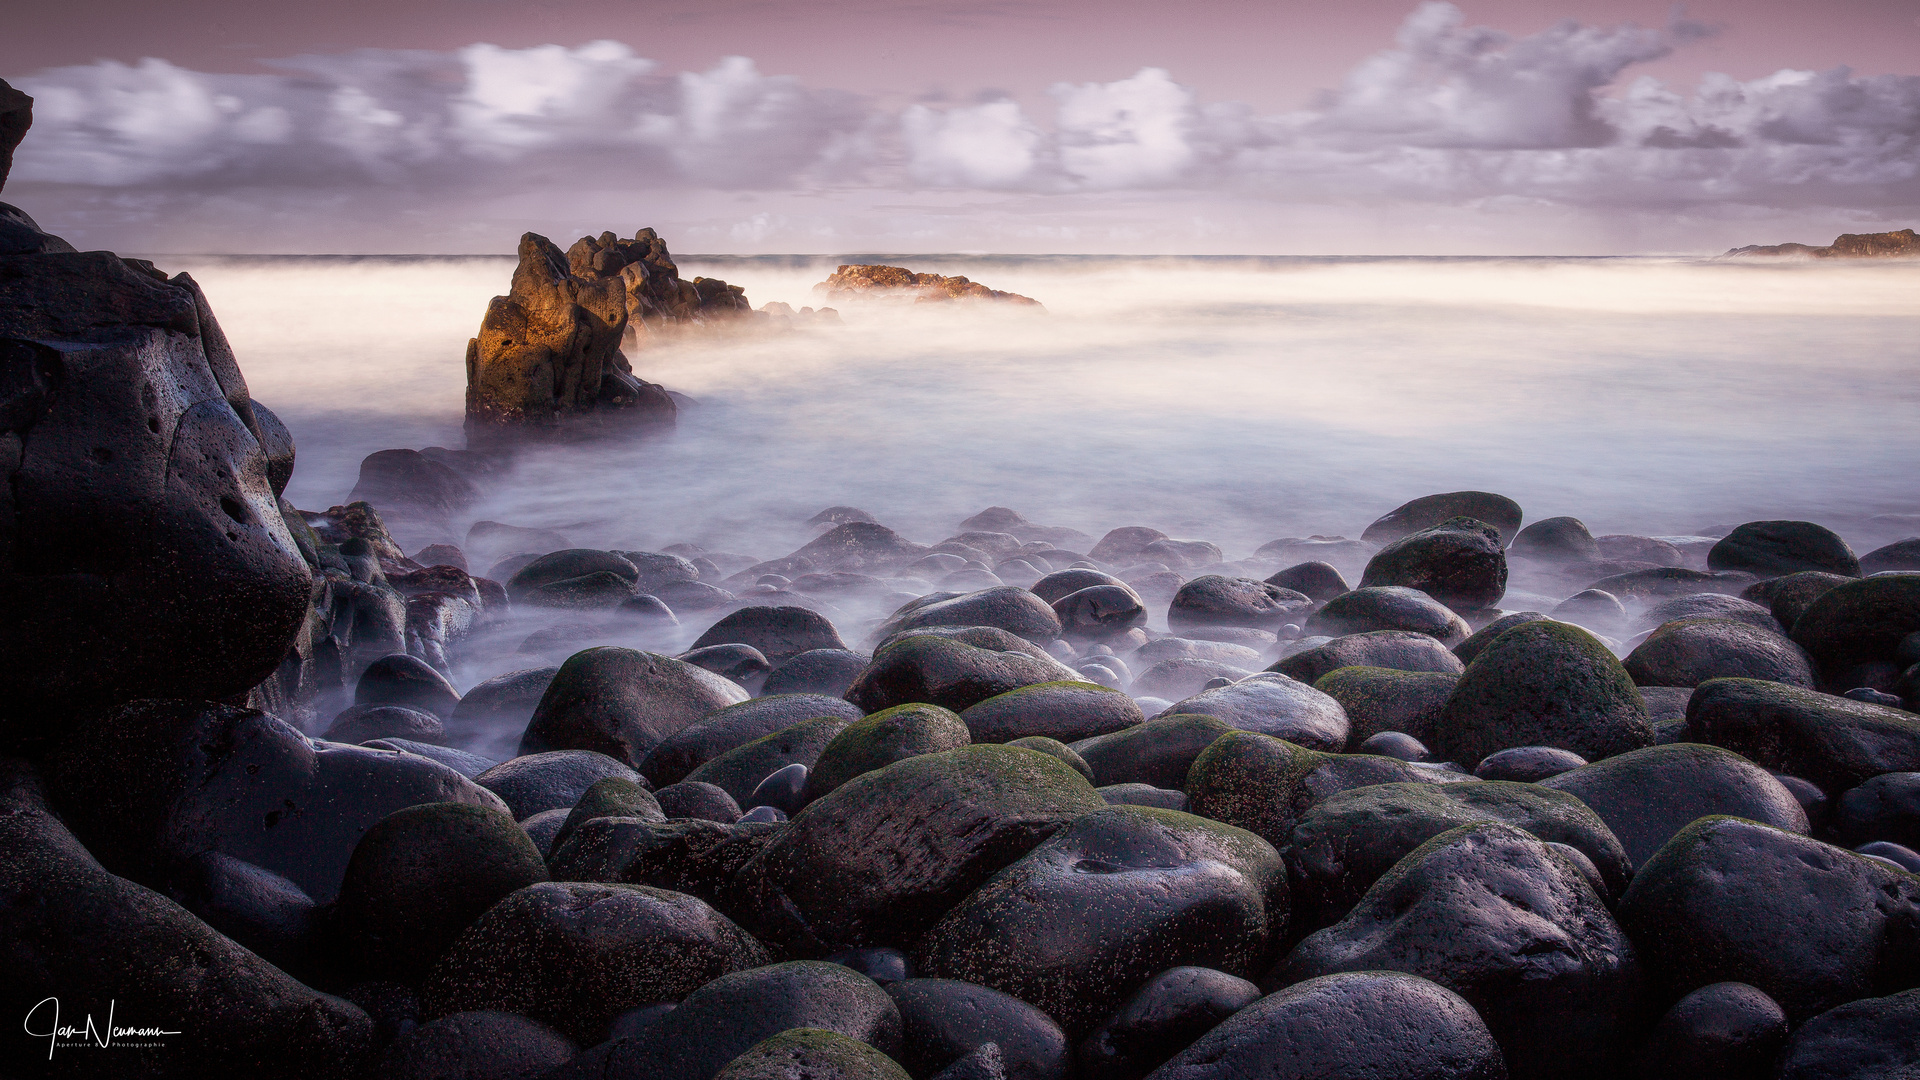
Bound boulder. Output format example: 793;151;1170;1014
806;703;973;801
713;1028;912;1080
763;649;870;698
1310;666;1459;750
1685;677;1920;793
1032;567;1133;604
1744;570;1854;629
475;750;645;820
653;781;745;823
1359;517;1509;611
451;666;559;732
1708;520;1861;578
0;758;376;1079
786;522;930;574
733;745;1105;954
550;776;666;853
1638;593;1782;633
419;881;771;1042
1453;611;1547;664
46;700;507;904
875;587;1063;646
1434;619;1654;768
959;681;1144;744
1274;823;1643;1080
1270;630;1464;686
1070;714;1233;789
1624;618;1816;689
1076;967;1261;1080
1361;491;1524;546
1790;575;1920;686
1539;743;1808;869
520;647;750;767
1305;586;1472;645
346;447;476;527
1862;538;1920;575
507;549;639;600
1142;971;1505;1080
1833;773;1920;849
323;703;445;745
1264;561;1350;602
1091;527;1171;565
1776;987;1920;1080
914;805;1286;1035
1286;781;1631;934
1618;816;1920;1023
680;643;774;692
1166;576;1311;632
1052;585;1150;641
692;606;849;663
641;694;865;788
369;1010;577;1080
847;628;1079;714
356;652;462;716
1156;673;1348;751
1129;657;1256;701
686;715;855;805
1474;745;1588;782
1632;982;1787;1080
1510;516;1601;562
886;978;1072;1080
548;816;778;907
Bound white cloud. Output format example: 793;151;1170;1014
1052;67;1196;187
902;99;1042;187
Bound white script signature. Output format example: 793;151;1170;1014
23;998;180;1058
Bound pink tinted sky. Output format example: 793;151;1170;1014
5;0;1918;253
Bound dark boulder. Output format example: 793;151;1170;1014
330;802;550;984
1434;619;1654;768
1686;677;1920;793
1631;982;1787;1080
369;1010;577;1080
1709;520;1861;578
1586;567;1756;600
763;649;869;698
1311;666;1458;750
356;652;462;716
549;775;666;853
1077;967;1261;1080
1511;516;1601;562
507;549;638;601
1264;561;1350;602
1275;823;1643;1080
1091;526;1171;565
1551;589;1627;631
692;605;849;663
1790;575;1920;686
846;628;1079;715
1834;773;1920;849
1142;970;1505;1080
1167;576;1311;632
475;750;644;820
1157;673;1348;751
1007;736;1094;783
686;715;853;805
1625;618;1815;689
1359;517;1509;611
654;781;744;823
1776;987;1920;1080
1052;585;1150;641
1070;714;1233;789
733;745;1105;954
451;666;559;732
1640;593;1782;633
1306;586;1472;645
1618;816;1920;1022
1744;570;1854;629
641;694;864;788
347;447;477;523
786;521;930;574
419;881;770;1043
712;1028;912;1080
520;647;749;767
1474;745;1588;782
680;643;774;692
875;587;1063;646
1539;743;1808;869
914;805;1285;1035
959;681;1144;744
1862;538;1920;575
806;703;973;801
1453;611;1547;664
886;978;1072;1080
547;817;777;908
1130;657;1256;701
365;738;497;779
324;703;446;745
1361;491;1524;546
1270;630;1463;686
1031;567;1133;604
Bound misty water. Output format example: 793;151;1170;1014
162;252;1920;751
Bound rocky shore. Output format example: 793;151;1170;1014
6;77;1920;1080
1724;228;1919;258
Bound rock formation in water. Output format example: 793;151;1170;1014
465;228;752;439
816;263;1042;306
1725;229;1919;258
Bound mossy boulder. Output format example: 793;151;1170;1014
1359;516;1508;612
846;628;1079;714
1007;736;1094;782
734;744;1105;954
1708;520;1860;578
1790;575;1920;685
1624;618;1815;689
1071;713;1233;789
520;647;749;767
959;680;1144;744
1305;586;1472;645
550;776;664;855
548;816;779;912
1434;619;1653;768
1271;629;1464;686
873;586;1062;645
1744;570;1853;629
686;715;856;805
1312;666;1460;750
641;694;865;788
714;1028;911;1080
1686;677;1920;793
1158;673;1349;752
805;703;972;802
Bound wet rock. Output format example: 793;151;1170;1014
1052;585;1150;641
1286;781;1631;934
1539;743;1808;869
1362;491;1524;547
324;703;446;745
713;1028;912;1080
1357;730;1429;760
734;745;1105;953
520;647;750;767
1709;520;1861;578
1624;618;1816;689
787;522;931;575
508;549;638;600
1130;658;1255;701
1435;619;1654;768
1551;590;1627;630
1631;982;1787;1080
1157;673;1348;751
419;881;770;1043
330;802;550;984
0;759;376;1079
1511;516;1601;562
475;750;645;820
1185;730;1474;848
1099;783;1188;810
1862;538;1920;575
876;587;1064;646
1743;570;1854;629
680;643;774;692
365;738;497;779
357;652;462;716
1641;593;1782;633
847;628;1079;715
654;781;744;823
1359;517;1509;611
1167;576;1312;632
1071;714;1233;789
163;850;321;977
1311;666;1459;749
692;606;849;663
1453;611;1547;664
806;704;972;801
1587;567;1758;600
1275;822;1642;1080
547;817;777;908
1091;527;1171;565
1686;677;1920;793
521;807;571;855
686;715;855;806
348;447;476;524
600;961;902;1080
1032;567;1132;603
1474;745;1588;782
1077;967;1260;1080
745;762;811;815
1776;987;1920;1080
1790;575;1920;687
370;1010;577;1080
550;776;666;853
1271;630;1464;685
1618;816;1920;1023
1306;586;1472;645
1144;970;1504;1080
959;681;1144;744
887;978;1072;1080
1834;773;1920;849
915;805;1285;1034
641;694;865;788
452;666;559;733
47;700;507;904
763;649;869;698
1007;737;1094;782
1264;561;1350;602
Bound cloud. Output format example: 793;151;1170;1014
8;2;1918;229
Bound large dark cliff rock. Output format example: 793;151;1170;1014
1725;229;1919;258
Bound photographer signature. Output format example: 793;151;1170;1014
23;998;180;1058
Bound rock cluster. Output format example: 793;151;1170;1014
815;265;1042;306
1724;228;1920;258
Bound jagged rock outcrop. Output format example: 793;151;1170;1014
816;265;1042;306
1725;229;1919;258
465;228;751;439
0;79;29;191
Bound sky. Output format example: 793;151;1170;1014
3;0;1918;254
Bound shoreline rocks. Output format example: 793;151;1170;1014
1724;228;1919;258
815;264;1042;306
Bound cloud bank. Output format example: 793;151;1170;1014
8;3;1917;250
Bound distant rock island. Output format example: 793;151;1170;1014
817;264;1042;306
1724;228;1918;258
